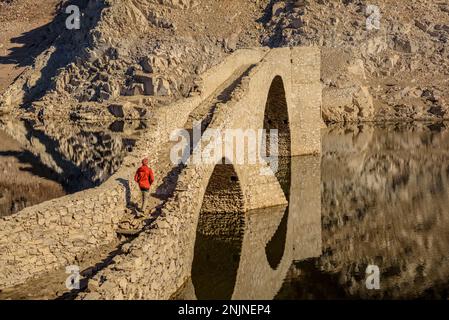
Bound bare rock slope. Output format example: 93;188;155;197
262;0;449;122
0;0;448;123
0;0;267;119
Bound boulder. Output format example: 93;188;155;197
272;2;286;17
393;36;418;54
224;33;239;52
134;71;155;95
140;55;169;73
156;78;171;96
108;102;141;119
128;83;145;96
322;86;374;123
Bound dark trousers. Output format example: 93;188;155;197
140;188;149;212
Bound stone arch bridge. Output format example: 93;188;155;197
0;47;322;298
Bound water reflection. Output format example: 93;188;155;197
0;117;147;217
265;208;288;270
278;122;449;299
191;162;245;300
182;122;449;300
191;211;244;300
265;156;290;270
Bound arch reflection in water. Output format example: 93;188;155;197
263;75;292;270
185;156;322;300
265;206;288;270
191;161;245;300
264;155;291;270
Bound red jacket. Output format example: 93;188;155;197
134;165;155;190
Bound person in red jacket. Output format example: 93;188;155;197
134;158;155;214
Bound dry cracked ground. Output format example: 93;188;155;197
0;0;448;122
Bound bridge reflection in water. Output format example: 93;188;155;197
175;123;449;300
0;117;144;217
174;155;321;300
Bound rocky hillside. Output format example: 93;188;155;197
0;0;60;92
0;0;267;119
0;0;448;123
262;0;449;122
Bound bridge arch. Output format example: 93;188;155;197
191;159;244;299
182;156;322;300
263;75;291;157
262;76;291;270
263;75;292;198
197;159;245;215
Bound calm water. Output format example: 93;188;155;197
0;117;146;217
3;120;449;299
176;122;449;300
